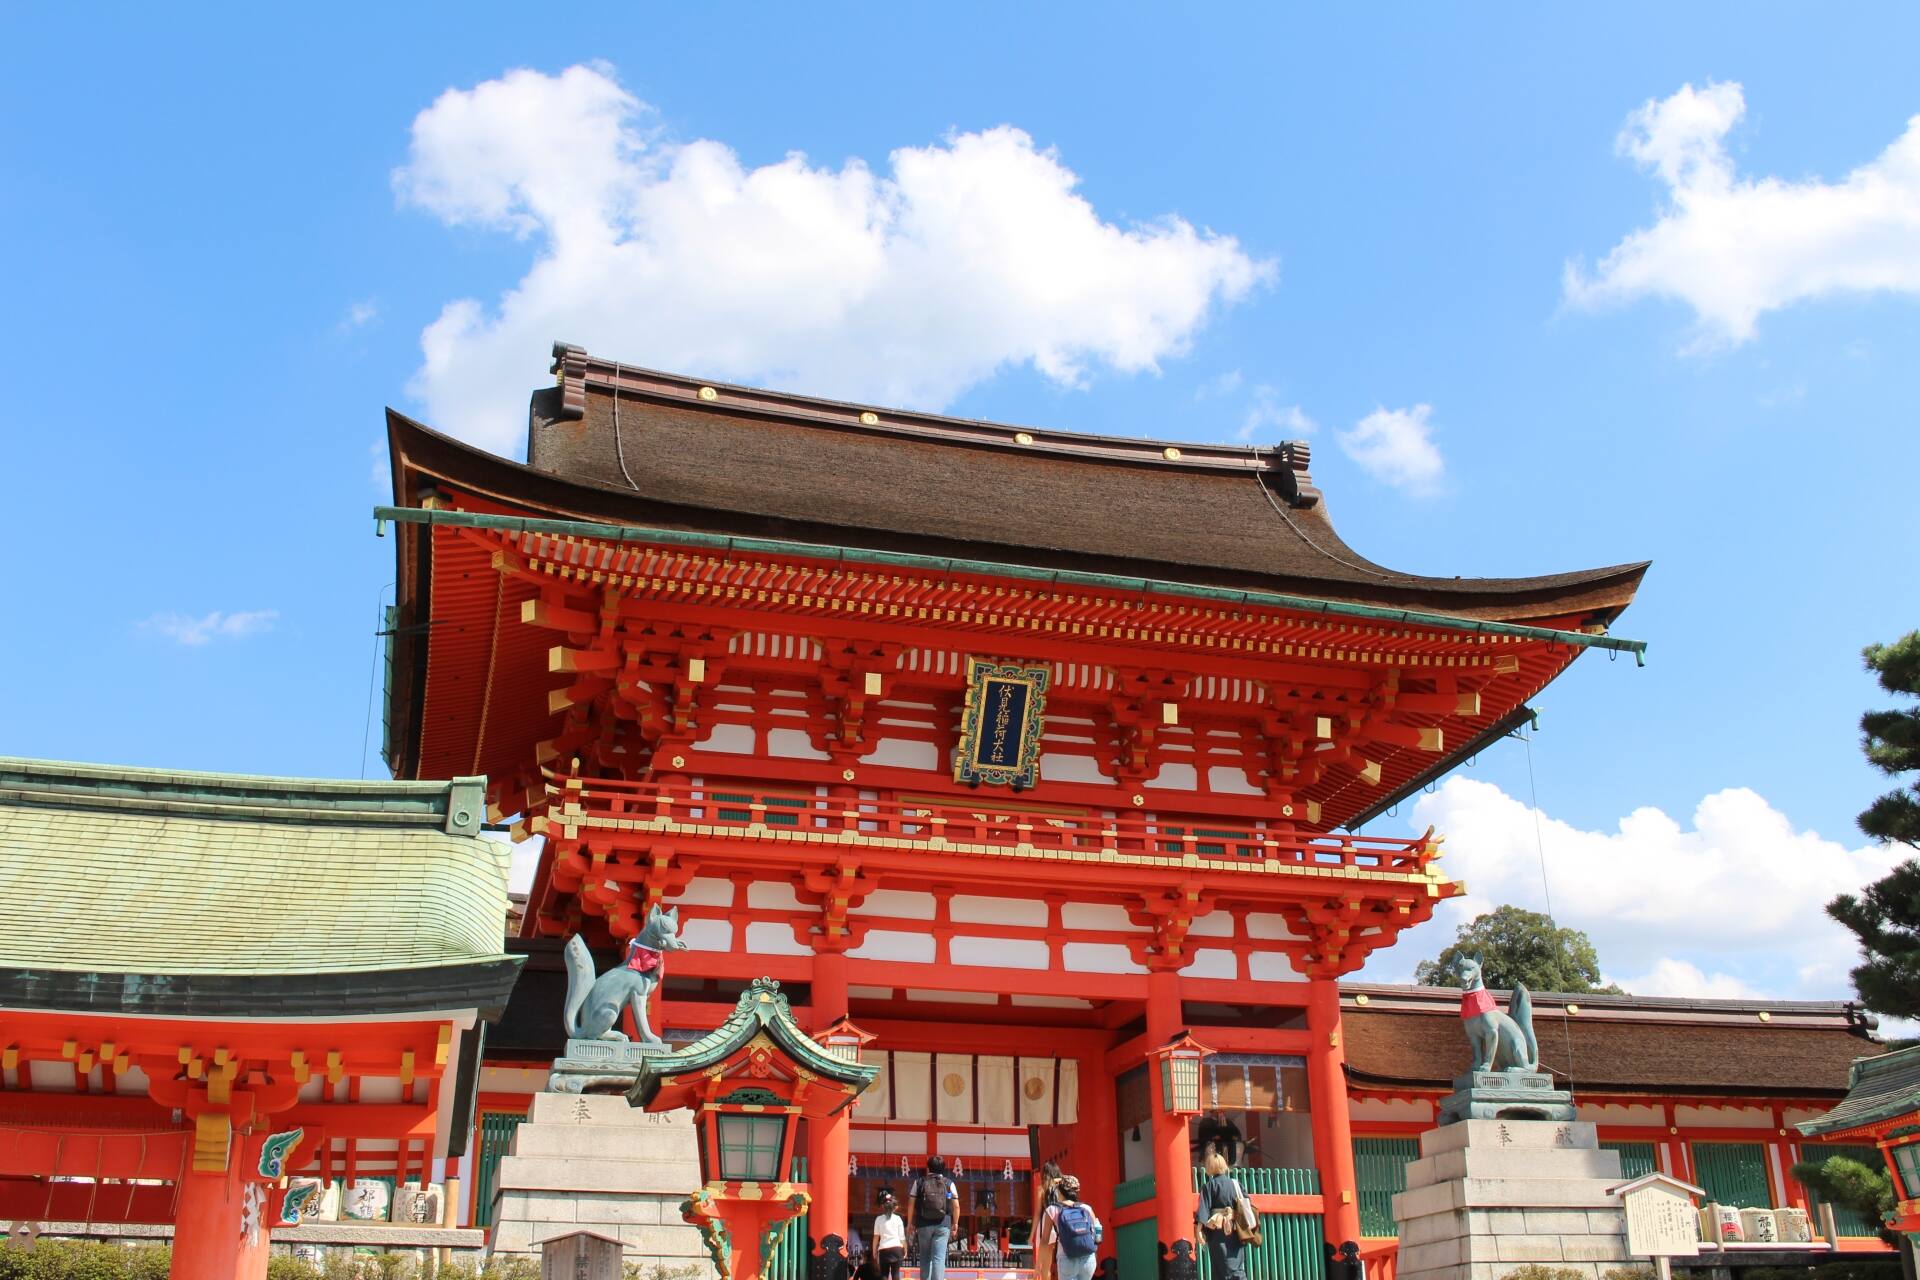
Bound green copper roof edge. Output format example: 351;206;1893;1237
375;505;1647;658
628;979;879;1108
0;953;527;979
0;758;488;833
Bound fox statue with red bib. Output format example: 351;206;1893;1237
1456;954;1538;1073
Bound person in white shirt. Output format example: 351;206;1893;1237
873;1189;907;1280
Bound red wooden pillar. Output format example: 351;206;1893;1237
1072;1050;1120;1261
1307;978;1361;1247
810;947;853;1245
170;1157;268;1280
1145;969;1196;1265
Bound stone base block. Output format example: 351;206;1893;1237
487;1091;714;1274
1394;1118;1629;1280
548;1037;673;1094
1438;1069;1577;1124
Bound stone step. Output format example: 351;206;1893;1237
495;1154;703;1195
1394;1174;1623;1218
511;1122;703;1162
1418;1118;1598;1157
526;1092;698;1128
1402;1145;1623;1188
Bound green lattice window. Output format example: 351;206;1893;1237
1693;1142;1770;1208
715;793;809;826
473;1110;526;1227
1353;1137;1418;1237
1601;1141;1658;1181
1801;1143;1883;1237
716;1113;785;1181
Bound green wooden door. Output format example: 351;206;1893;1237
1800;1144;1882;1237
473;1111;526;1228
1693;1142;1770;1208
1352;1138;1418;1237
1601;1141;1658;1181
1116;1217;1160;1280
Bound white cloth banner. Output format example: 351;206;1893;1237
976;1055;1016;1128
892;1051;933;1123
855;1048;890;1119
1017;1057;1057;1127
935;1053;975;1124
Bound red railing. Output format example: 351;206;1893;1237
551;775;1439;876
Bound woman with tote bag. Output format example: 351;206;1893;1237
1195;1150;1260;1280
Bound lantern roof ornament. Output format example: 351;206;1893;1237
626;978;879;1111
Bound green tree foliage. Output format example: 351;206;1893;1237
1413;905;1624;994
1791;1153;1896;1244
1828;631;1920;1020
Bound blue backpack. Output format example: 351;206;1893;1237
1055;1202;1100;1258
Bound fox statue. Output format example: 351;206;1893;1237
562;905;689;1046
1456;954;1539;1073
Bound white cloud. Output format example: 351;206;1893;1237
1609;958;1768;1001
1364;776;1904;1003
1233;385;1316;442
395;64;1274;455
1337;404;1443;494
339;299;379;331
140;610;279;646
1566;81;1920;346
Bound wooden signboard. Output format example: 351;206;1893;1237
953;658;1049;789
1609;1173;1703;1280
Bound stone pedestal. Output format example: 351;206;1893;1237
1438;1069;1577;1124
488;1091;715;1272
549;1036;666;1094
1392;1119;1632;1280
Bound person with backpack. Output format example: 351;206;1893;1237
1195;1149;1257;1280
1027;1161;1065;1280
908;1155;957;1280
1036;1174;1102;1280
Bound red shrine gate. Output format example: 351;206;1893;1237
382;344;1646;1270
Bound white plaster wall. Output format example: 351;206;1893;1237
863;737;941;771
1676;1105;1772;1129
748;881;803;910
855;890;937;920
681;919;733;952
1062;903;1143;932
691;723;754;754
478;1066;545;1095
1187;912;1234;937
850;930;937;963
1184;948;1237;979
766;728;830;760
1350;1097;1435;1124
1245;913;1301;941
906;990;999;1005
744;921;810;956
951;936;1049;969
1040;752;1108;783
950;895;1046;926
1582;1103;1664;1127
1144;762;1198;790
669;877;735;907
1010;994;1092;1009
1206;765;1262;795
1247;951;1308;982
851;1128;929;1156
1063;942;1146;975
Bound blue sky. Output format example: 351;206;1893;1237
3;6;1916;1001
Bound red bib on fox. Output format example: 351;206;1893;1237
1459;988;1495;1018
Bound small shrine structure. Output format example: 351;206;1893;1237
627;978;878;1280
0;757;520;1278
1798;1041;1920;1235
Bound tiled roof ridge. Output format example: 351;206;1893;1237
0;756;486;835
1341;981;1866;1017
550;341;1323;489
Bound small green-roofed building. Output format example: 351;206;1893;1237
1798;1043;1920;1236
0;756;522;1015
0;756;525;1277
